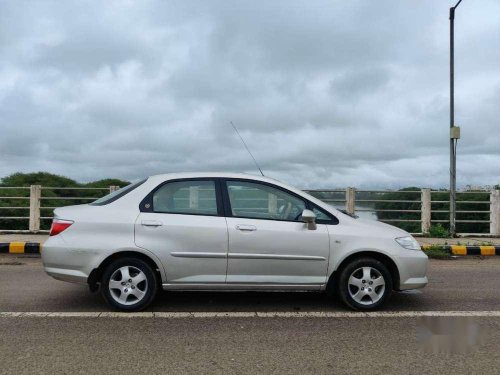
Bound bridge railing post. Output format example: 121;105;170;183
29;185;41;232
189;186;199;209
421;188;431;234
491;189;500;236
346;187;356;215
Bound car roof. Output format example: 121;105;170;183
148;172;281;184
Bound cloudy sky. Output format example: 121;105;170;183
1;0;499;189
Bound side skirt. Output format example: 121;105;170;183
162;283;326;291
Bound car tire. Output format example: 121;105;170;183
337;257;392;311
101;257;158;312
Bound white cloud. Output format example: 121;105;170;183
0;0;499;188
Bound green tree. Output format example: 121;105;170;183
85;179;129;188
1;172;79;188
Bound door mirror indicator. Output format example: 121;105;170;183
301;209;317;230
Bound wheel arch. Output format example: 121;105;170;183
327;250;400;294
88;249;166;290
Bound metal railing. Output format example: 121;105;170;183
305;188;499;236
0;185;498;236
0;185;118;233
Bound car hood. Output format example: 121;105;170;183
349;217;411;238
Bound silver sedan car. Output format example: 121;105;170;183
42;173;428;311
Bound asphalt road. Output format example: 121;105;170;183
0;316;499;374
1;256;500;312
1;256;499;374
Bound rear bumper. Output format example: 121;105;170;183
44;266;88;284
41;236;99;285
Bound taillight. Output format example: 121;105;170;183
49;219;74;236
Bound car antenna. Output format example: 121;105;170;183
230;121;265;177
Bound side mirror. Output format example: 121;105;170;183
301;209;317;230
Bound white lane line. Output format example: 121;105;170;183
1;311;500;318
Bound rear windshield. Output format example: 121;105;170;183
90;179;147;206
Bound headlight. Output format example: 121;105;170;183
395;236;421;251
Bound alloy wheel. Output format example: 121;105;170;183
347;266;386;306
108;266;148;306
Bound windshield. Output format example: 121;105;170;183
90;179;147;206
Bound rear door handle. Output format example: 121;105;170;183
236;224;257;232
141;220;163;227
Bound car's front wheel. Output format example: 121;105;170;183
101;257;158;311
337;257;392;311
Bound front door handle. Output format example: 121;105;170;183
141;220;163;227
236;224;257;232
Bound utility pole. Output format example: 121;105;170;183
449;0;463;237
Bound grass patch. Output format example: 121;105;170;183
423;245;451;259
428;224;449;238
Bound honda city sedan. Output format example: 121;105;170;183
42;173;428;311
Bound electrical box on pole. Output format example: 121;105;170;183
450;126;461;139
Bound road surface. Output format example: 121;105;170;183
0;256;499;374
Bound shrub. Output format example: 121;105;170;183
428;224;449;238
424;245;451;259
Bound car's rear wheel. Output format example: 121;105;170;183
101;257;158;311
337;257;392;311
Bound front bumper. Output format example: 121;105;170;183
396;249;429;290
399;276;428;290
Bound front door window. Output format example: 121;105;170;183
226;180;306;222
